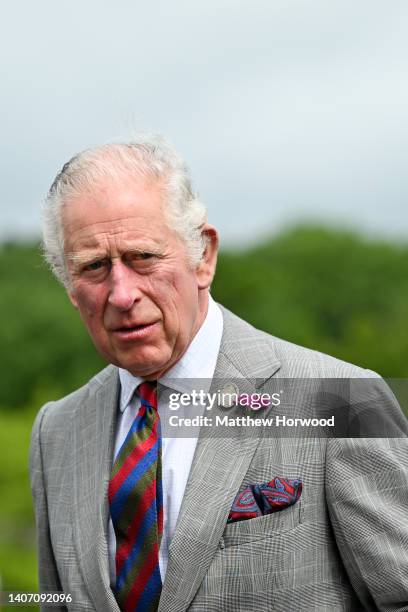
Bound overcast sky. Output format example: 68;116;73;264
1;1;407;247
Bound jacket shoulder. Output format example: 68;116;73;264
33;364;118;433
265;332;376;378
218;304;378;378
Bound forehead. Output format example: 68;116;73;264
62;177;175;251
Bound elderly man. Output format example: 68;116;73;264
30;135;408;611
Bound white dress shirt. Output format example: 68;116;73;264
108;296;223;585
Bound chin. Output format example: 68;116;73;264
119;353;172;378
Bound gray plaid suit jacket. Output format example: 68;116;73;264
30;305;408;611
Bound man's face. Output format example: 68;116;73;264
63;177;217;379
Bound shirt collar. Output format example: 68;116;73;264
118;295;223;412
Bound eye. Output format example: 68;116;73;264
128;252;157;263
84;260;104;271
125;251;159;272
138;252;154;260
81;259;109;275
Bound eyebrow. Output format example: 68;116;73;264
66;246;164;266
65;250;105;264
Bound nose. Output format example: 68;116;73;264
107;260;142;311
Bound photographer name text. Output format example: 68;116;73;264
167;414;335;427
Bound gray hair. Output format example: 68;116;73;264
42;134;208;287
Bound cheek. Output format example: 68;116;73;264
146;272;197;318
73;285;105;319
152;278;199;344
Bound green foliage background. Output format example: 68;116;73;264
1;225;407;603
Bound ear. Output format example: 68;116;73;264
196;225;219;289
68;290;79;309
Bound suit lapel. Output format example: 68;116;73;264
159;307;281;612
72;366;121;612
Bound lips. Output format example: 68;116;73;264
111;321;159;341
115;322;154;332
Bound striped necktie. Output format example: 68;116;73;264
108;381;163;611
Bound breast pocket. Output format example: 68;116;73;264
220;500;302;548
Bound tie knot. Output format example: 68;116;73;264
138;381;157;410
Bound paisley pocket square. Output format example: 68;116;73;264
228;477;302;523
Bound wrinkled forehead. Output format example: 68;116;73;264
60;174;171;237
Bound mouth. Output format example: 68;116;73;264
111;321;159;341
116;322;154;331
